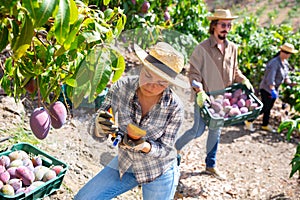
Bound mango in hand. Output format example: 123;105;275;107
126;124;146;140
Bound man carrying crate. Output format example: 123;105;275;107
175;9;254;180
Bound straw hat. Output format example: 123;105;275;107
134;42;189;88
280;43;298;54
207;9;238;21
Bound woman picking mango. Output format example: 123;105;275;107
74;42;189;200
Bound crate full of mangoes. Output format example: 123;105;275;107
0;142;68;200
200;83;263;128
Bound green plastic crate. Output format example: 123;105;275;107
0;142;68;200
199;83;263;128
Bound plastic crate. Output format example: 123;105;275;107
199;83;263;128
0;142;68;200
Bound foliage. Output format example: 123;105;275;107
289;143;300;178
230;15;300;92
281;72;300;114
91;0;210;63
0;0;126;108
278;118;300;141
91;0;172;29
278;118;300;178
169;0;210;42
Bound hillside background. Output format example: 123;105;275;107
206;0;300;31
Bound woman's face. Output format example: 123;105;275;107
139;67;169;97
280;50;291;59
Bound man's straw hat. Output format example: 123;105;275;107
280;43;298;54
207;9;238;21
134;42;189;88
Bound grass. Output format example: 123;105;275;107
0;121;39;152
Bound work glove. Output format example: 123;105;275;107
94;110;118;138
122;134;147;151
242;79;254;92
271;89;278;99
196;91;210;108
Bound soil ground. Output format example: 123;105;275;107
0;86;299;200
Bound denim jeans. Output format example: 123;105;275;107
175;99;221;168
74;156;180;200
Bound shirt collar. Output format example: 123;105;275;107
209;35;229;48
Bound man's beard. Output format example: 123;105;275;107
218;31;228;40
218;34;226;40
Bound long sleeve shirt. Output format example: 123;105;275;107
189;35;246;92
259;55;290;94
98;75;184;184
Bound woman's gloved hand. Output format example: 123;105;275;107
94;110;118;138
122;134;147;151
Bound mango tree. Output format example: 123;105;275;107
0;0;126;109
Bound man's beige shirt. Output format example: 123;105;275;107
189;35;246;92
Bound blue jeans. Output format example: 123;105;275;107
175;100;221;168
74;156;180;200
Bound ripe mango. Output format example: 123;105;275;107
16;166;35;186
51;165;64;175
31;156;43;167
42;169;56;182
49;101;67;129
0;155;10;168
30;107;51;140
9;159;24;168
0;171;10;184
0;165;5;174
8;178;22;191
1;184;15;196
34;166;49;181
7;167;18;179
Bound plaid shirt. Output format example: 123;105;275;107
99;75;184;184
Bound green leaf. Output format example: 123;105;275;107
289;160;300;178
0;26;9;52
4;57;13;77
111;54;125;82
34;0;57;27
296;118;300;132
81;31;101;43
69;0;78;24
89;47;112;101
277;119;294;133
22;0;38;20
65;78;77;87
115;15;126;37
72;83;91;108
103;0;110;6
12;15;34;59
54;0;70;44
63;15;84;50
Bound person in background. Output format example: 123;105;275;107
245;43;298;132
74;42;189;200
175;9;254;180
